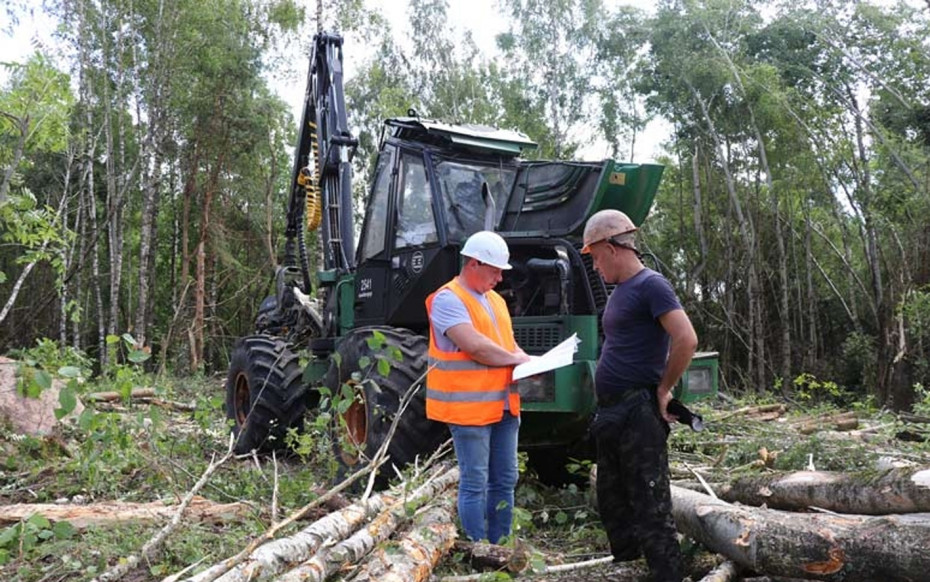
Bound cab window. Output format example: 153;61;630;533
359;147;394;261
395;152;438;249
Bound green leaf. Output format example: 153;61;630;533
358;356;371;369
340;383;355;401
78;407;95;431
26;513;51;530
0;524;19;547
121;333;137;345
52;521;75;540
24;380;42;398
58;366;81;378
55;385;77;419
336;398;352;414
105;334;120;345
34;370;52;391
377;357;391;377
128;350;151;363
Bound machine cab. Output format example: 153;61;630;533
352;118;534;333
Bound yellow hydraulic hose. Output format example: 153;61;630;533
300;121;322;231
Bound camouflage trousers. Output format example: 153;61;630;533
591;389;683;582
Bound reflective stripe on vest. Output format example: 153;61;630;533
425;278;520;425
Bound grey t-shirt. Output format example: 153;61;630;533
429;286;496;352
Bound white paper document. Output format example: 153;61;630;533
512;333;581;381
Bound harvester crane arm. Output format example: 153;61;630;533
286;32;358;295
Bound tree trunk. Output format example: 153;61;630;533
718;467;930;514
672;485;930;581
0;497;251;530
690;146;708;294
193;152;224;372
687;80;758;390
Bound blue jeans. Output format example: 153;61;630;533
448;412;520;543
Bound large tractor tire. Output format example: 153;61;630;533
321;327;448;477
225;335;309;454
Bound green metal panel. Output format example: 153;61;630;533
675;351;719;403
514;315;598;437
587;162;665;227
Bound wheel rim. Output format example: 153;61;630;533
234;372;251;426
339;386;368;466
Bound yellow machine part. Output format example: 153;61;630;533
299;122;322;232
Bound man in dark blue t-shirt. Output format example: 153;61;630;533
582;209;697;582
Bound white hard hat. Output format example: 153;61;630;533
461;231;512;270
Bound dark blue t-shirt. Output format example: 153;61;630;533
595;268;682;398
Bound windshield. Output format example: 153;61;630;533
433;159;517;242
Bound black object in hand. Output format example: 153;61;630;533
668;398;704;432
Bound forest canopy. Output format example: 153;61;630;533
1;0;928;409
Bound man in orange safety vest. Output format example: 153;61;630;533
425;230;531;543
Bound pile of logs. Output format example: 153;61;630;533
673;466;930;581
174;463;461;582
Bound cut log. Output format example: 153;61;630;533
450;540;531;573
275;466;460;582
671;485;930;581
86;388;157;401
698;560;741;582
791;411;857;426
798;414;859;435
0;496;251;530
345;490;458;582
714;404;785;422
717;467;930;514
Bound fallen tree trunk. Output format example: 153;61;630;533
86;388;157;401
347;489;458;582
671;485;930;581
277;466;460;582
714;404;785;422
0;496;250;529
791;411;857;426
717;467;930;514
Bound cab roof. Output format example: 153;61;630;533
385;117;538;156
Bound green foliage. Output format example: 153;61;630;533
0;52;74;160
912;383;930;417
0;514;75;566
793;372;843;403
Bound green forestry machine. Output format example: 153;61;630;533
225;32;718;478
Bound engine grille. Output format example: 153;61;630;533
513;323;563;354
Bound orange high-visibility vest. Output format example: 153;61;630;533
425;278;519;425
